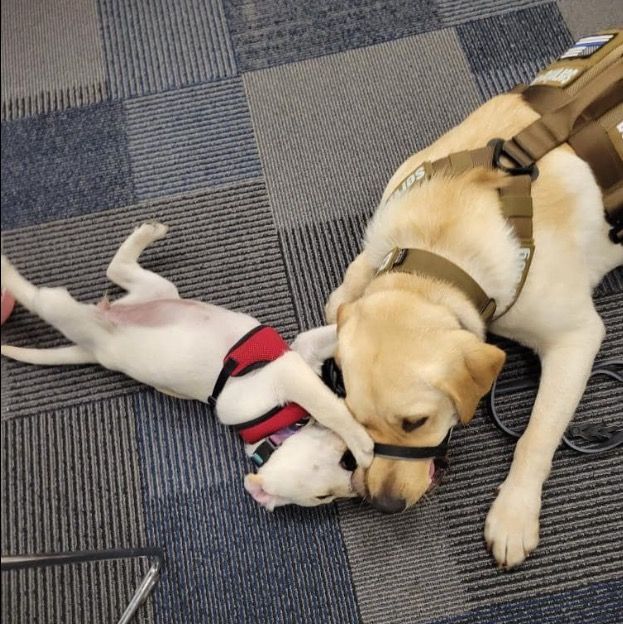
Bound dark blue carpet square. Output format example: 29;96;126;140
134;391;359;624
429;580;623;624
456;3;573;98
457;3;571;73
223;0;441;71
1;102;133;230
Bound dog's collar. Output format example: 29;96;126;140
376;248;497;322
208;324;311;446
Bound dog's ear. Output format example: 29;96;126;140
244;474;278;511
439;342;505;425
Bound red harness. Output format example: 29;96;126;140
208;325;308;444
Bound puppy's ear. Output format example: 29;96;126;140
440;342;505;424
244;474;278;511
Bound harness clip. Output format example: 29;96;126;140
489;138;539;180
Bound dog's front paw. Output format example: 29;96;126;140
485;482;541;569
344;422;374;469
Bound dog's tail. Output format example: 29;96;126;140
0;344;96;365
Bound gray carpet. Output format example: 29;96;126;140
2;1;622;623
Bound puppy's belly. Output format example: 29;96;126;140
94;299;257;401
98;298;218;327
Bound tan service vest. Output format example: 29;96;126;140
378;28;623;323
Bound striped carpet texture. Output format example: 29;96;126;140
0;0;108;121
97;0;236;99
2;1;622;623
125;80;262;199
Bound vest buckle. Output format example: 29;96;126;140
489;138;539;180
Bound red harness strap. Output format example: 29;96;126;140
226;325;291;375
209;325;309;444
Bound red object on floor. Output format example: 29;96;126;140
1;289;15;325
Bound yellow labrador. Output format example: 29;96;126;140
325;89;623;568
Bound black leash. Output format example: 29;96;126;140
488;358;623;455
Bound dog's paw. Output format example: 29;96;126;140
136;221;169;242
485;482;541;569
344;422;374;469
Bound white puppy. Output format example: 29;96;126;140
1;223;372;509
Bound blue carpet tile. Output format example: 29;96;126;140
457;2;573;97
97;0;237;99
125;79;262;200
1;101;133;229
223;0;442;72
134;390;359;624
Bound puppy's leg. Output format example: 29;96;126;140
107;222;179;303
271;351;374;467
291;325;337;373
325;252;376;323
2;256;104;350
1;345;95;365
485;309;605;568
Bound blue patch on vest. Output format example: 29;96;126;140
560;34;614;59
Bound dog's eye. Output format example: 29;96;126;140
317;493;333;500
402;417;428;432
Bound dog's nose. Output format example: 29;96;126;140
370;494;406;514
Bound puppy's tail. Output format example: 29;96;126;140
0;344;96;365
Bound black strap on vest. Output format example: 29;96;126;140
207;325;267;412
207;358;237;413
374;429;453;461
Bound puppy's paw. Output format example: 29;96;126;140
136;221;169;242
485;482;541;569
344;422;374;469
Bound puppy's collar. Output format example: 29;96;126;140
248;419;312;467
208;325;310;446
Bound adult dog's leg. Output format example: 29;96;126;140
271;351;374;468
485;309;605;568
1;256;104;351
107;222;179;303
325;252;376;323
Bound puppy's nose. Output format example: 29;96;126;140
370;494;406;514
